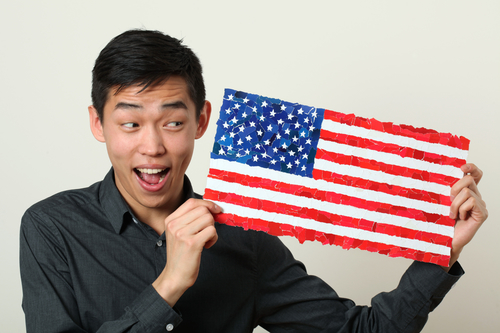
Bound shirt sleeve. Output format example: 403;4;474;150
253;233;463;333
20;209;182;333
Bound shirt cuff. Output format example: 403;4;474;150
406;260;463;308
125;285;182;332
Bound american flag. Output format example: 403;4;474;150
204;89;469;266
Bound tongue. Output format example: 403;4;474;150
141;172;162;185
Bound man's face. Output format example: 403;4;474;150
89;76;210;221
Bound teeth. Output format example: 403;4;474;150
136;168;165;174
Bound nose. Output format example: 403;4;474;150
138;126;166;157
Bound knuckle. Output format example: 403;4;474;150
185;198;198;208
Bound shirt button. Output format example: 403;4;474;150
156;240;163;247
166;323;174;331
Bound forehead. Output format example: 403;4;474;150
104;76;194;112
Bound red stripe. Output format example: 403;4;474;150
315;148;461;187
319;129;466;169
312;168;454;223
205;188;453;247
323;109;469;151
213;213;451;266
207;168;454;225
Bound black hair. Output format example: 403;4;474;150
91;29;205;121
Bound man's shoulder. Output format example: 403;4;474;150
23;180;103;225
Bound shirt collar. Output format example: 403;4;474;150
99;168;198;234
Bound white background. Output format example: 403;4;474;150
1;1;499;331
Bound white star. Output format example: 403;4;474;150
277;119;284;125
280;156;286;162
237;139;243;145
229;132;235;138
228;94;234;100
312;110;318;118
225;108;231;114
223;121;229;129
302;153;308;159
289;151;295;156
262;152;269;159
286;162;292;169
218;148;225;155
253;155;259;162
261;101;268;107
249;121;256;127
281;142;288;149
306;138;312;145
236;152;241;157
260;115;265;122
229;117;237;124
270;110;276;117
303;117;309;124
227;145;233;151
301;165;306;171
281;104;286;111
267;124;273;131
255;143;261;149
276;133;282;139
220;135;226;141
233;103;241;110
270;159;277;165
285;128;290;135
300;131;306;138
292;136;299;143
243;97;249;103
257;130;263;136
294;121;301;129
294;159;300;165
298;108;304;115
245;149;250;155
264;139;270;145
287;113;294;120
252;106;257;113
273;147;278;153
297;145;304;152
239;126;245;132
241;111;248;118
245;135;252;141
309;125;315;131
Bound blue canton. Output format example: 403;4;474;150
211;89;325;178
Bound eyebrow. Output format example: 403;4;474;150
114;101;189;111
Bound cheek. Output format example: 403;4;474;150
105;135;135;164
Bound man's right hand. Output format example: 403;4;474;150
152;198;221;307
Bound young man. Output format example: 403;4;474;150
20;29;488;332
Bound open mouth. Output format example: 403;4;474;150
134;168;169;186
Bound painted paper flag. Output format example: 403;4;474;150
204;89;469;266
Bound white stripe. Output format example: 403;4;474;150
207;177;454;237
211;200;451;256
322;118;468;160
317;139;464;179
314;159;452;196
209;158;451;215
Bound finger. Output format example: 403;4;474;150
450;174;480;200
167;198;221;222
461;163;483;185
201;227;218;249
457;195;477;221
449;187;475;220
167;206;215;236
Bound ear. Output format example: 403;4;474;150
88;105;105;143
195;101;211;139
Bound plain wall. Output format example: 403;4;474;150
1;1;499;331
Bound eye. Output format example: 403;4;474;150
166;121;183;128
122;122;139;128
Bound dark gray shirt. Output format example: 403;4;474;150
20;169;463;332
